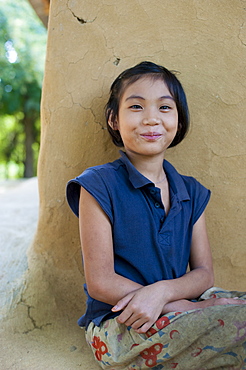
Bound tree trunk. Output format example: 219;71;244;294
28;0;49;28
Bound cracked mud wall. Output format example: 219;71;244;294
5;0;245;348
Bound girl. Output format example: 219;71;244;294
66;61;246;369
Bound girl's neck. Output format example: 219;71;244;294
125;150;166;184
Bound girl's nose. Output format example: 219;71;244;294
142;116;161;125
142;107;161;125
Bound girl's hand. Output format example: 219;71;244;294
201;297;246;308
112;284;167;334
162;297;246;314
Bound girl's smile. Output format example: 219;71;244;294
111;76;179;161
140;132;162;141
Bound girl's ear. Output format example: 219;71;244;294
108;111;119;130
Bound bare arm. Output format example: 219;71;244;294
79;187;142;304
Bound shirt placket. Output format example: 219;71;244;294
148;187;166;231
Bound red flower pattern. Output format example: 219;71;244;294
91;336;108;361
140;343;162;367
156;316;170;330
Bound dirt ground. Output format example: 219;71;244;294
0;179;99;370
0;321;97;370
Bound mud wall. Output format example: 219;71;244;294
34;0;246;328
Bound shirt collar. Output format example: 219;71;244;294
119;150;190;202
163;160;190;201
119;151;152;188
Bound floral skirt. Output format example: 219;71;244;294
85;287;246;370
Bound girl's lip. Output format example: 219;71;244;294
140;132;162;140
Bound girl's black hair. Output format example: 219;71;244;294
105;61;190;148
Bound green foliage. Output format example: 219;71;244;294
0;0;47;178
0;114;24;178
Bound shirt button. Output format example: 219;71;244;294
155;202;160;208
150;189;156;194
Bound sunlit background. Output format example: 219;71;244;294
0;0;48;179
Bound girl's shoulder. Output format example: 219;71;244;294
164;160;211;224
181;174;208;192
164;160;210;196
66;158;123;219
77;157;124;181
177;172;211;223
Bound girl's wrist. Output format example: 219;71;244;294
161;299;197;314
153;280;174;304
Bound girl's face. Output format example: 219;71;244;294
111;76;178;160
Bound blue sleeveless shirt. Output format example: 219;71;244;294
66;151;211;329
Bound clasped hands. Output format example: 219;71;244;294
111;283;171;334
111;283;246;334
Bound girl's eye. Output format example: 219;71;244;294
160;105;171;111
130;104;142;110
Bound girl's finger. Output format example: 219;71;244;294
130;317;148;330
111;293;133;312
116;307;135;324
135;321;154;334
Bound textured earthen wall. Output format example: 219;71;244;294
11;0;245;365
